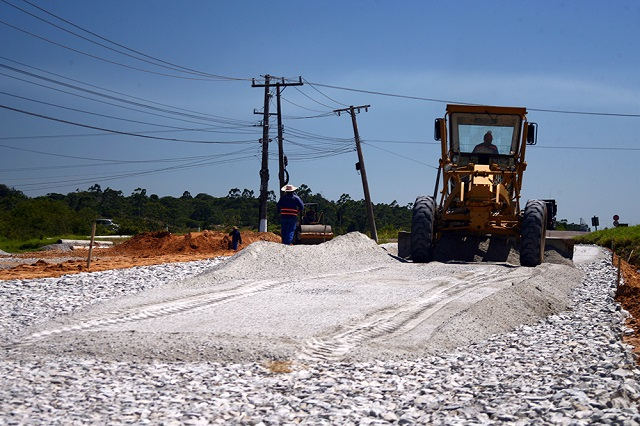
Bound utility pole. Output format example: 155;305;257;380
252;75;271;232
252;76;303;232
276;84;286;193
334;105;378;242
274;78;303;196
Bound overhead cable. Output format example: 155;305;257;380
0;103;256;144
306;81;640;118
0;62;256;127
303;78;349;107
0;19;234;81
1;57;252;124
5;0;248;81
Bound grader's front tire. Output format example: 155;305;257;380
411;195;436;263
520;199;547;267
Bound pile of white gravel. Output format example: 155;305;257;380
1;235;639;424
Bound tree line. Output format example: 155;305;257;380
0;183;412;241
0;182;586;243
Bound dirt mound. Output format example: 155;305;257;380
0;230;282;280
615;254;640;360
113;230;281;256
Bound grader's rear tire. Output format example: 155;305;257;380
411;195;436;263
520;199;547;267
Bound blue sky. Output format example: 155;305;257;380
1;0;638;228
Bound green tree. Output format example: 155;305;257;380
0;184;28;211
130;188;147;218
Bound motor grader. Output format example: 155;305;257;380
411;104;548;266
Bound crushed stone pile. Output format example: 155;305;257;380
197;232;398;283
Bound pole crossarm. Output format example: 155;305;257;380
333;105;370;116
252;76;303;88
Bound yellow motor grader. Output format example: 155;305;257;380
411;104;549;266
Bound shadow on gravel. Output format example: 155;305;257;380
433;236;520;264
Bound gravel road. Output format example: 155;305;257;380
1;232;639;424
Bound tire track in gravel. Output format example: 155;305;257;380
13;266;388;346
298;266;536;361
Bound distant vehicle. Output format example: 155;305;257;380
542;199;558;230
95;219;119;229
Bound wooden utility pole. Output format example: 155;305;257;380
276;85;285;193
334;105;378;242
252;75;271;232
86;220;96;269
252;76;303;231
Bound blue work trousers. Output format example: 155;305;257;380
281;216;298;245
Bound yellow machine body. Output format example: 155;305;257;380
435;104;532;239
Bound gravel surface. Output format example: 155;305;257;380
1;236;639;424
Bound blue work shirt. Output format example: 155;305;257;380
277;193;304;217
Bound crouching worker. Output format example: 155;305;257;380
276;184;304;245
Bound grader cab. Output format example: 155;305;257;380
411;104;549;266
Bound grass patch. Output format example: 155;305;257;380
0;234;121;254
374;225;406;244
574;225;640;268
0;236;61;253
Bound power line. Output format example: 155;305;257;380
0;19;225;81
1;57;253;125
292;85;336;110
10;149;259;192
280;96;333;115
4;0;636;120
0;126;257;141
0;142;255;165
0;103;257;144
303;78;349;107
12;0;249;81
532;145;640;151
306;81;640;118
364;142;438;169
0;89;260;137
0;61;256;127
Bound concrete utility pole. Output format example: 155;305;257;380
252;76;303;232
334;105;378;242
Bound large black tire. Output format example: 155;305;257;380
411;195;436;263
520;199;547;267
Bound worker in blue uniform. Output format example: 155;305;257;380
229;226;242;250
276;184;304;245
